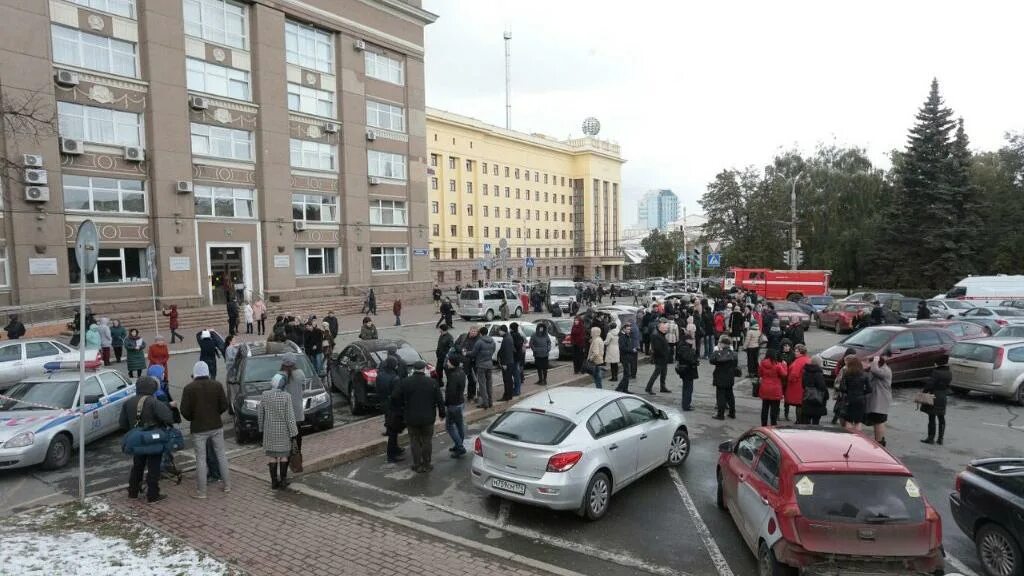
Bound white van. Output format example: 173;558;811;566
459;287;522;321
944;275;1024;306
544;279;577;312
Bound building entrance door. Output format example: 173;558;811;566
209;246;244;305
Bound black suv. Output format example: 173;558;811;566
226;341;333;443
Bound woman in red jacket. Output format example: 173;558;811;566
785;344;811;422
758;348;788;426
569;318;586;374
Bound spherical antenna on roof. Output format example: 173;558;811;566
581;117;601;136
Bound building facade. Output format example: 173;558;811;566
426;109;625;286
0;0;436;312
638;188;679;231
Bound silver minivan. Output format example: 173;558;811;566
948;338;1024;404
459;287;522;321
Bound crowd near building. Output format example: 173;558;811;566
426;109;626;285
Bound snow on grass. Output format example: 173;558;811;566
0;498;239;576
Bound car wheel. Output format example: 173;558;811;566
665;428;690;466
319;410;335;431
815;316;822;329
1016;384;1024;407
41;433;72;470
515;307;523;318
716;468;727;510
460;315;471;321
485;309;494;321
580;471;611;521
234;420;250;444
349;380;366;415
758;541;797;576
951;386;970;397
976;523;1022;576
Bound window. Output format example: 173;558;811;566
431;224;439;237
466;205;473;216
288;83;334;117
465;160;474;171
369;199;407;226
504;187;510;198
544;174;549;184
291;193;337;223
515;228;521;238
482;162;488;173
515;168;520;179
468;248;475;259
735;434;765;466
184;0;247;48
587;402;628;437
515;208;521;218
367;150;407;180
890;331;916;351
430;154;438;167
290;139;336;170
466;182;473;194
482;184;488;196
69;0;135;18
483;226;489;238
51;25;136;77
449;225;457;236
534;172;539;183
754;442;781;490
433;248;440;259
430;177;438;190
504;208;510;218
67;247;148;284
431;201;439;213
186;58;250;100
504;167;510;178
365;51;404;85
448;157;457;170
294;247;336;275
467;226;474;237
365;100;405;132
917;330;942;348
284;20;333;72
515;189;520;200
495;228;501;238
448;203;456;215
524;170;530;180
493;164;498;176
621;398;658;424
194;185;254;218
63;175;145;214
794;473;926;524
58;102;141;146
449;180;456;192
190;122;252;161
450;248;458;259
491;411;574;445
526;210;531;220
371;246;408;271
25;341;60;360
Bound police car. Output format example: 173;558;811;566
0;361;135;470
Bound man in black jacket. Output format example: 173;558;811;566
324;311;339;341
226;298;240;336
120;375;174;503
4;314;25;340
676;338;700;411
435;324;454;385
710;336;739;420
645;322;672;394
509;323;526;396
616;323;637;393
392;361;445;473
444;357;467;457
432;284;443;312
375;358;405;463
496;326;515;401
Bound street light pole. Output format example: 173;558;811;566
789;171;804;271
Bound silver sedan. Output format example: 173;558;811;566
0;339;90;391
471;388;689;520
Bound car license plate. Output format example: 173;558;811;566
491;478;526;495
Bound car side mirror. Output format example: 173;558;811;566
658;409;669;420
889;347;900;355
83;394;101;405
718;440;734;453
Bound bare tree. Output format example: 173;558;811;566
0;83;57;201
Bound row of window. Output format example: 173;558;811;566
288;247;412;276
430;247;570;260
430;178;573;204
431;201;572;222
430;154;573;188
432;224;571;241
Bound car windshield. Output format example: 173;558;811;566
552;319;573;332
842;328;894;349
994;326;1024;338
950;342;999;363
773;301;800;312
809;296;833;305
370;344;423;366
945;300;974;310
900;300;921;312
242;356;316;393
0;379;79;411
488;410;575;445
794;474;926;524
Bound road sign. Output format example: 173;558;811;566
677;251;686;263
74;220;99;274
707;253;722;268
498;238;508;250
483;243;492;254
476;259;487;270
413;248;428;256
525;257;535;268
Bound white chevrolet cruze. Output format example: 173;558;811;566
471;388;689;520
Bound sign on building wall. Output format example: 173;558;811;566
413;248;428;256
169;256;192;271
273;255;290;268
28;258;59;275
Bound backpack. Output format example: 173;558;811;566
121;397;172;456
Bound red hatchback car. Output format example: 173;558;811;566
716;427;944;576
816;302;873;333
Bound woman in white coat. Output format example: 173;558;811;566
604;322;621;382
243;301;254;335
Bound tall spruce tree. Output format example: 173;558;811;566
948;118;983;277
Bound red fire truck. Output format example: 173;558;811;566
723;268;831;300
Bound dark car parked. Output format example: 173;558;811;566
329;338;436;415
535;318;574;357
227;341;333;443
817;325;955;385
950;458;1024;576
882;297;923;324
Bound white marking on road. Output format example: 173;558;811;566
347;467;360;479
668;468;734;576
982;422;1024;432
321;472;693;576
496;499;511;526
945;553;980;576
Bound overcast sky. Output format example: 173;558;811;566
421;0;1024;225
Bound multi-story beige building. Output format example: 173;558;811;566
0;0;436;312
426;108;625;286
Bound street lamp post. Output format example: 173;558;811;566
787;171;804;271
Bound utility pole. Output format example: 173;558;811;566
789;171;804;271
681;207;688;284
503;29;512;129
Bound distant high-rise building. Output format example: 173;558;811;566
638;189;679;230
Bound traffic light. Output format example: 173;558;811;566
797;250;804;266
782;251;791;266
694;247;701;262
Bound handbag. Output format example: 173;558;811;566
581;359;596;374
121;397;172;456
289;438;303;473
913;392;935;406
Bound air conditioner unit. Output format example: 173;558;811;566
293;221;307;232
189;95;209;110
175;180;193;194
368;176;380;186
365;129;377;141
323;122;339;134
123;146;145;162
59;137;84;155
24;186;50;202
354;39;366;51
23;169;47;185
22;154;43;168
55;69;79;87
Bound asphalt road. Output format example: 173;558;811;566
298;326;1024;576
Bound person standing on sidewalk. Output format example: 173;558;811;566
253;298;268;336
799;357;829;425
393;299;403;326
179;361;231;499
496;326;515;401
244;301;254;335
198;330;221;380
432;284;442;313
569;317;586;374
865;355;892;446
444;357;467;458
529;323;552;385
97;318;112;366
436;297;455;329
471;326;496;409
227;298;240;337
392;361;445;473
435;324;454;386
786;344;810;423
742;321;763;378
120;374;174;503
710;335;739;420
125;329;146;379
359;316;378;340
587;326;605;389
368;288;377;315
461;326;479;401
162;305;184;343
110;319;127;363
279;355;307;457
604;323;620;382
920;359;949;445
616;323;637;393
509;322;525;396
645;322;671;395
323;310;338;342
147;336;170;385
375;354;405;464
664;315;679;361
258;373;298;489
675;337;699;411
757;349;788;426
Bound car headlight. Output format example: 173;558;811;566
242;399;261;412
309;392;329;408
4;431;35;448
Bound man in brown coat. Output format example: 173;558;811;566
180;360;231;499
